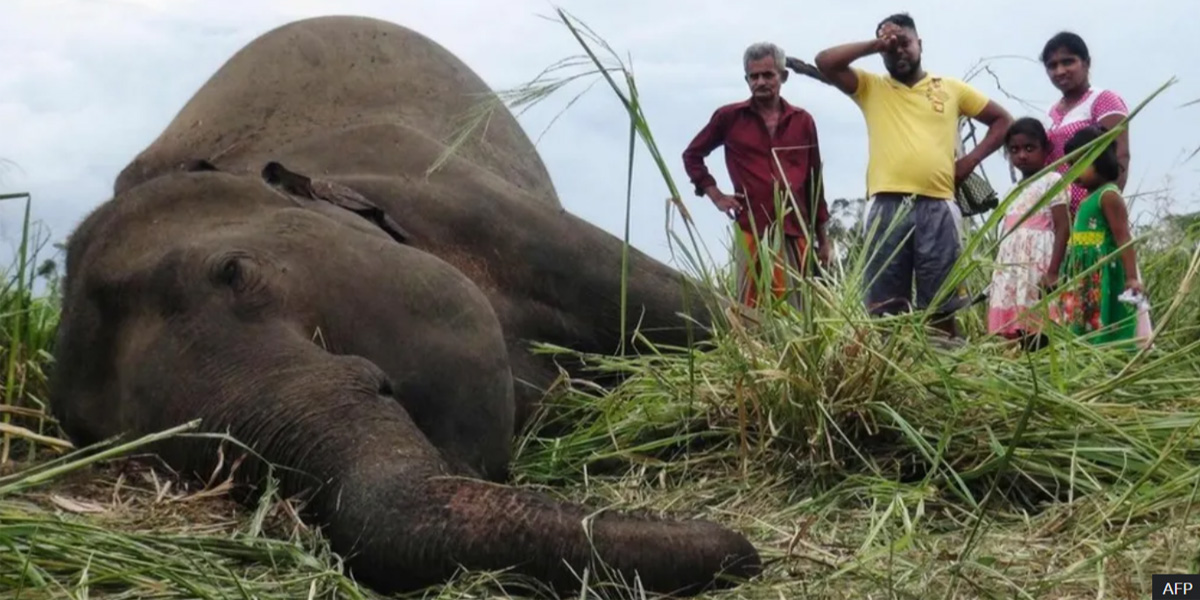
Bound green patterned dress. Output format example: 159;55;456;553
1059;182;1138;344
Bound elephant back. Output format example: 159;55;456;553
114;15;561;210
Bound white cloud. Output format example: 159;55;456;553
1;0;1196;274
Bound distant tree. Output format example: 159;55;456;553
822;197;867;266
1140;209;1200;253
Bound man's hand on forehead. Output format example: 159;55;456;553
876;23;907;49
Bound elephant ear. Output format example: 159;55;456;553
261;161;412;245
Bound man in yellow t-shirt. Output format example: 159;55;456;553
811;12;1012;339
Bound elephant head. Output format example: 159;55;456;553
49;159;761;596
105;13;724;433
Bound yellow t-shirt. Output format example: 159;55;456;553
851;68;990;200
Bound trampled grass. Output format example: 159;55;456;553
3;7;1200;599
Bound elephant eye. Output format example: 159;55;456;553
213;255;244;289
221;259;239;284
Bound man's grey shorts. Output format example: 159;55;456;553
862;193;970;317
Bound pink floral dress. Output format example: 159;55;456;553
987;172;1069;337
1045;88;1129;215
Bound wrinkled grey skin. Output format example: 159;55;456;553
49;15;759;598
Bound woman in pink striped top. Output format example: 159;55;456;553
1041;32;1132;216
1040;32;1152;345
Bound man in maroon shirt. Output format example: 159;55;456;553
683;42;830;310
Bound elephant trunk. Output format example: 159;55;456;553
143;326;759;597
339;472;762;596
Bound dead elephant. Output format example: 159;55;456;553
48;14;761;598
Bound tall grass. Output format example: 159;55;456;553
2;8;1200;599
0;191;61;468
491;8;1200;598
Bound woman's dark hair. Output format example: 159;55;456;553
1041;31;1090;65
1064;125;1121;183
1005;116;1050;148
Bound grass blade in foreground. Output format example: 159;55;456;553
0;422;375;599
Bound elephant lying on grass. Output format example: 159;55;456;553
49;14;761;598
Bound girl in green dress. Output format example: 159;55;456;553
1057;125;1144;345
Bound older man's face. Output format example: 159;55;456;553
745;56;783;101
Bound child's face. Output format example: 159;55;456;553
1006;133;1048;176
1070;163;1102;189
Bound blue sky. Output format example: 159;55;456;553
1;0;1196;276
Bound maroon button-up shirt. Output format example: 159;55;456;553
682;98;829;239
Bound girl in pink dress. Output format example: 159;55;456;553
988;118;1071;348
1040;32;1131;216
